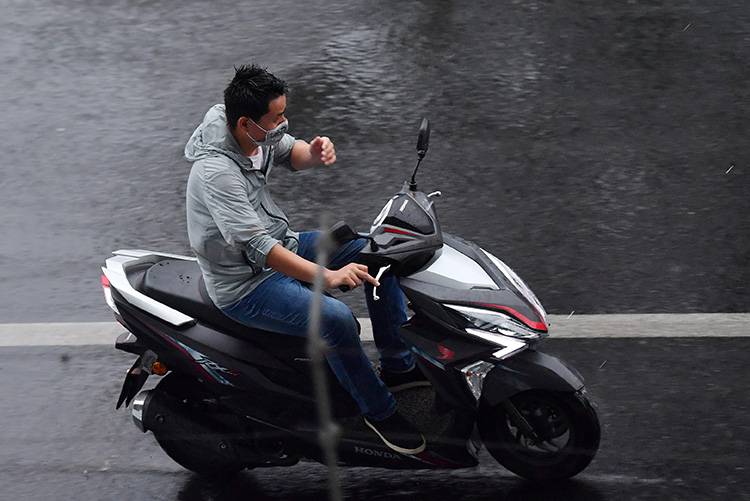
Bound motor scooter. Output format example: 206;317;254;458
101;118;600;481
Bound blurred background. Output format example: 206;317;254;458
0;0;748;322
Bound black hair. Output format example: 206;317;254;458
224;64;288;129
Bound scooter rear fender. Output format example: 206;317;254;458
481;349;584;407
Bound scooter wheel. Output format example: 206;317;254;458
478;390;601;481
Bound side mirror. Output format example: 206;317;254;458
329;221;360;247
416;118;430;158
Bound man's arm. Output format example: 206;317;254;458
266;244;379;289
290;136;336;171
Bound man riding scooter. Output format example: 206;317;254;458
184;64;429;455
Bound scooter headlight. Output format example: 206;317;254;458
445;304;544;340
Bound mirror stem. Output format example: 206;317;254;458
409;155;424;191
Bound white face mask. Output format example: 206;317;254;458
247;119;288;147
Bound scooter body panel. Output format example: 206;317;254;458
480;350;585;407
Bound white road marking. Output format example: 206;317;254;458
0;322;124;347
582;472;667;484
0;313;748;347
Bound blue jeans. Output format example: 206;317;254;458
222;231;415;420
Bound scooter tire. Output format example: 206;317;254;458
479;390;600;481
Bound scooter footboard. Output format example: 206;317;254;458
480;350;584;406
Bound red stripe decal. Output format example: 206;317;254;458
384;227;419;237
413;450;463;468
437;344;455;361
474;303;548;332
158;334;214;380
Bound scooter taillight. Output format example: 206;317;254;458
101;273;119;314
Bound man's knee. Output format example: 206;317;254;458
319;299;358;346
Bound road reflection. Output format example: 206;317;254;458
175;470;605;501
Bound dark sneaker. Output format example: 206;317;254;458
364;411;426;455
380;365;431;392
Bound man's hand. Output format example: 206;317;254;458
324;263;379;290
309;136;336;166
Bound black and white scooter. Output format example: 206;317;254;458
101;119;600;481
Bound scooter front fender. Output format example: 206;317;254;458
480;349;584;407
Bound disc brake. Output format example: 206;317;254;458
502;400;560;452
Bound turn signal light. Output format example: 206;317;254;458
151;361;168;376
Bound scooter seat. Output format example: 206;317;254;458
141;259;259;335
139;259;357;365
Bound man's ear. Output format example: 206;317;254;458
236;116;247;131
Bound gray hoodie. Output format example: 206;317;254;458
185;104;299;308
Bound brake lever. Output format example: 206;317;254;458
372;264;392;301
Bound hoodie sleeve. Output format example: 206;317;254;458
273;133;297;171
201;166;279;270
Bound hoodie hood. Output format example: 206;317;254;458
184;104;257;170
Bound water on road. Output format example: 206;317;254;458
0;0;748;322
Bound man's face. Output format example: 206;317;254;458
246;94;287;139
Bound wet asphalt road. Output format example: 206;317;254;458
1;2;748;499
1;337;748;500
1;0;749;322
